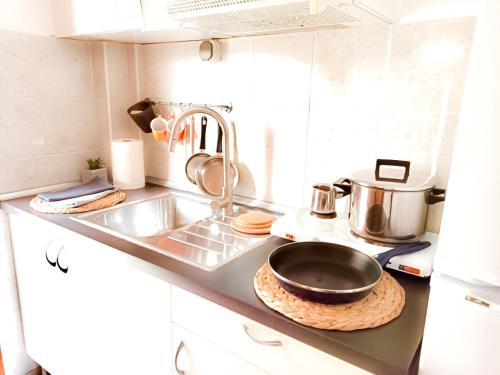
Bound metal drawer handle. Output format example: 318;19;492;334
174;340;186;375
242;324;282;346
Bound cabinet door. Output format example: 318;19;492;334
172;324;269;375
68;232;172;375
52;0;142;36
10;212;172;375
9;213;76;375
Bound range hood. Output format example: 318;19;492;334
164;0;396;36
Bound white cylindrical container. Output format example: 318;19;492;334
111;139;145;190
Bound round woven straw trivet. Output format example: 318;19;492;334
254;263;405;331
29;191;126;214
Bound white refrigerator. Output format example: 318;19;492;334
420;0;500;373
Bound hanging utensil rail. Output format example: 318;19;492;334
157;101;233;113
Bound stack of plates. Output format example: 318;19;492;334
231;212;276;235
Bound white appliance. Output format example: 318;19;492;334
271;208;439;277
420;0;500;373
165;0;396;36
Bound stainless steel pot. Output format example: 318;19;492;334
335;159;445;244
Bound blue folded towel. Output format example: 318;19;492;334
38;177;115;202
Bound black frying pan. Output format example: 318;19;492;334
268;241;431;304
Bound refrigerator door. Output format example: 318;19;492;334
434;0;500;286
420;272;500;375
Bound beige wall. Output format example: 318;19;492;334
139;17;476;232
0;16;477;233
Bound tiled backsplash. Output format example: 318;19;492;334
139;17;475;231
0;31;100;193
0;17;476;233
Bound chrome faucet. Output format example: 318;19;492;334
167;106;233;212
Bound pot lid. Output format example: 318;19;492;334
350;160;435;191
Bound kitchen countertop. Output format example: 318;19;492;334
1;184;430;375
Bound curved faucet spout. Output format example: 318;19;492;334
168;106;233;212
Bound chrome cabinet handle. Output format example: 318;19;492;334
45;251;56;267
174;340;186;375
45;241;57;267
242;324;282;346
56;257;68;273
56;246;68;274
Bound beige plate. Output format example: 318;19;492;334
231;218;270;235
237;212;275;227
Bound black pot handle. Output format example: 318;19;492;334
375;159;411;183
376;241;431;267
427;188;446;204
200;116;207;151
333;178;352;197
216;124;223;154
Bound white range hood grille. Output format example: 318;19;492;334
167;0;266;16
169;2;361;36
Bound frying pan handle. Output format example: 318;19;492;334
216;124;223;154
200;116;207;151
376;241;431;267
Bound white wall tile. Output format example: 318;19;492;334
91;42;107;98
107;42;137;99
0;97;45;159
304;26;390;198
38;37;93;97
0;32;44;97
0;150;99;193
110;98;140;140
384;17;475;114
41;97;99;153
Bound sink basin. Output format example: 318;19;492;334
81;195;213;238
73;191;275;271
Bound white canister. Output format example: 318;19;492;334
111;139;145;190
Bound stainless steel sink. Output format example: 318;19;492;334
73;191;275;271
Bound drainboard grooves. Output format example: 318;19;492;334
181;228;237;247
210;216;232;225
192;223;244;240
183;226;248;246
166;236;227;255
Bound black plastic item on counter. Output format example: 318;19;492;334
127;98;156;133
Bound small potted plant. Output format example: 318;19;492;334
81;157;108;184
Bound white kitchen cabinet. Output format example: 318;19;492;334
172;324;269;375
51;0;143;37
397;0;479;23
9;212;172;375
171;287;372;375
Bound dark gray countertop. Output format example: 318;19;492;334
1;184;430;375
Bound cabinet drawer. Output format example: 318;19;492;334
172;287;371;375
172;324;268;375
